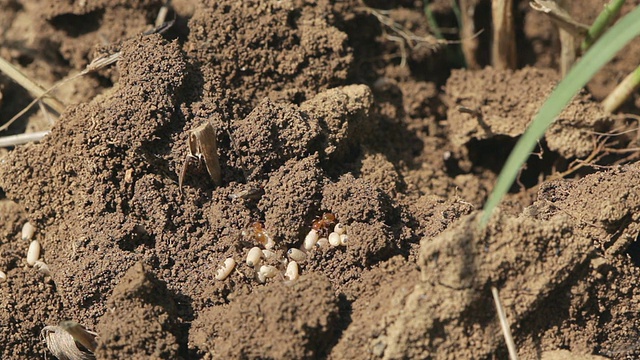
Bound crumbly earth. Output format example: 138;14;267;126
1;0;640;359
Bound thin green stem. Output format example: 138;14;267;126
423;1;467;67
581;0;626;52
424;2;445;39
602;64;640;113
450;0;463;30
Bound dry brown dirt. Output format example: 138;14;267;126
1;0;640;359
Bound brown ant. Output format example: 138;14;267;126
311;212;337;236
247;222;275;249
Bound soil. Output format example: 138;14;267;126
1;0;640;359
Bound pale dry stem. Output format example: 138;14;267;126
602;64;640;113
459;0;481;69
491;0;516;69
0;130;49;147
0;52;121;132
529;0;589;75
492;286;519;360
0;56;65;114
529;0;589;38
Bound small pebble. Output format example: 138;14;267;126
303;229;319;251
334;223;346;235
21;222;36;241
328;232;341;247
215;258;236;280
284;261;299;281
246;247;263;267
0;271;6;282
27;240;41;266
287;248;306;262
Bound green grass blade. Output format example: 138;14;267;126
480;5;640;227
423;1;467;68
424;2;445;40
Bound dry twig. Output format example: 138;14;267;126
0;52;121;132
459;0;481;69
529;0;590;75
492;0;517;69
492;286;518;360
0;56;65;114
0;131;49;148
362;7;444;67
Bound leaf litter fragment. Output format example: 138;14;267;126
180;120;222;189
42;321;98;360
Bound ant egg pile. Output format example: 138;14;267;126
214;212;348;283
0;221;51;284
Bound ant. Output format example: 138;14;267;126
247;222;274;249
311;212;337;236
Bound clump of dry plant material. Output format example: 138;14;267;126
529;0;589;75
0;19;174;137
0;52;122;134
362;6;445;67
179;120;222;189
41;321;98;360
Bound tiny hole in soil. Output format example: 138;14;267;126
15;54;34;67
286;9;301;30
464;136;558;191
95;74;114;89
48;10;104;37
625;235;640;267
117;230;156;252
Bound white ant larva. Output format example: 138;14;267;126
302;229;319;251
26;240;41;266
258;265;278;279
287;248;306;262
284;261;299;281
316;237;329;248
21;222;36;241
246;247;263;267
328;232;341;247
215;258;236;280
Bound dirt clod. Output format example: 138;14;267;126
2;1;640;359
96;262;181;359
190;272;339;359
